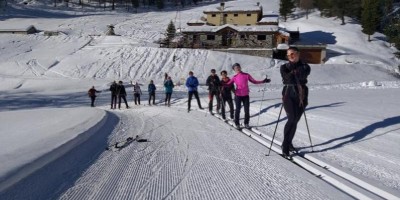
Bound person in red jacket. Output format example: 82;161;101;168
88;86;101;107
226;63;270;129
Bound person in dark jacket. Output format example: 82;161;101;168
185;71;203;112
116;81;129;109
280;46;311;159
109;81;117;109
164;76;174;107
132;81;142;105
88;86;101;107
206;69;221;114
148;80;156;105
219;70;235;120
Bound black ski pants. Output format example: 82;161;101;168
90;96;96;107
188;91;202;110
111;94;117;109
118;95;129;108
165;92;172;105
234;95;250;126
148;92;156;105
134;93;141;105
208;90;221;112
221;95;234;119
282;91;305;154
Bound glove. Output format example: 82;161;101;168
263;78;271;83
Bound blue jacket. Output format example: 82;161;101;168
148;83;156;94
186;76;199;92
164;80;174;93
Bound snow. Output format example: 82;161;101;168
0;0;400;199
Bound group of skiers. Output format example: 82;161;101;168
184;46;310;159
88;47;310;159
185;65;270;131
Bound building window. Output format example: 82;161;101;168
282;38;286;43
247;13;251;17
207;35;215;40
234;13;238;17
246;24;251;26
211;14;216;17
257;35;266;40
224;14;228;17
240;34;245;39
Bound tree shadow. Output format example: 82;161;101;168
250;102;281;118
0;111;119;200
312;116;400;153
256;102;346;128
298;31;337;45
0;91;89;112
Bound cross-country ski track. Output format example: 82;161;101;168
1;103;356;200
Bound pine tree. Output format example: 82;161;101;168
156;0;164;9
299;0;314;19
314;0;332;17
361;0;380;41
383;0;394;15
331;0;361;25
280;0;295;22
384;19;400;47
166;21;176;47
132;0;139;12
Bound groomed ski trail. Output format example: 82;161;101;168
58;106;352;200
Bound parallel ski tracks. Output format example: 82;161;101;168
210;113;399;200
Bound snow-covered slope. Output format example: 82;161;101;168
0;0;399;199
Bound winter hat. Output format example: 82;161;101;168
232;63;241;70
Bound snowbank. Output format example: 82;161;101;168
0;107;107;191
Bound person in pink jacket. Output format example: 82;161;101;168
226;63;270;129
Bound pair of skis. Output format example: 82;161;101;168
105;135;148;151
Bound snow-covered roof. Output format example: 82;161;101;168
0;25;37;32
278;29;290;37
182;24;279;33
259;16;279;23
204;2;261;13
187;19;205;24
277;43;289;50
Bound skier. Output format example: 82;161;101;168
132;81;142;105
164;76;174;107
280;46;311;158
226;63;270;129
88;86;101;107
164;73;169;83
219;70;235;120
109;81;117;109
206;69;221;114
148;80;156;105
185;71;203;112
116;81;129;109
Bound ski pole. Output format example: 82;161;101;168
257;75;268;127
303;108;314;152
267;103;283;156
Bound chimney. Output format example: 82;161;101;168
220;2;225;11
257;2;260;6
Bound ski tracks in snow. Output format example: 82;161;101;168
59;106;351;200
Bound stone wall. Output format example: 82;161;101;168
183;33;274;49
213;49;273;57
